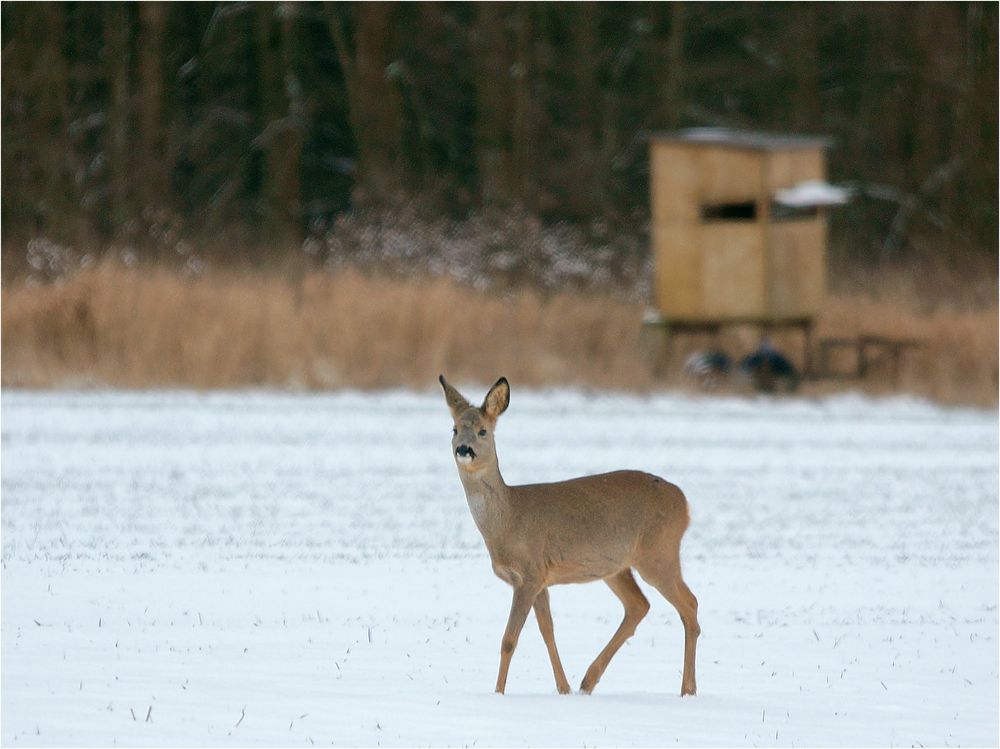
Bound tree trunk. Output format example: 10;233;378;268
104;3;133;235
964;3;999;248
659;2;685;131
511;3;534;207
137;2;169;218
473;2;512;205
788;3;820;131
329;3;404;207
35;4;79;238
570;2;603;217
256;4;304;248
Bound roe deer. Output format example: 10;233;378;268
439;375;700;696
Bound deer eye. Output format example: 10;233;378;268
452;427;457;436
478;429;487;437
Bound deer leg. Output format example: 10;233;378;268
495;580;542;694
579;569;650;694
676;579;701;695
532;587;571;694
636;558;700;696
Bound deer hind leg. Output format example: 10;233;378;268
532;587;571;694
579;569;650;694
495;580;542;694
636;554;700;696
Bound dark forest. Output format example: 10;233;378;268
2;2;997;273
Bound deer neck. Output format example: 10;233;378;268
458;460;510;538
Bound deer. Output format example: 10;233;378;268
439;374;700;697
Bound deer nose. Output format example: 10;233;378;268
456;445;473;457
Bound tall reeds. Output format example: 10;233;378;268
2;260;996;406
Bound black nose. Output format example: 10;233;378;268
456;445;473;457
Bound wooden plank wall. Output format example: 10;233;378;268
650;139;827;322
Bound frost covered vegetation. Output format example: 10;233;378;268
1;390;997;746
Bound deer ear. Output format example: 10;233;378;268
439;374;471;419
482;377;510;421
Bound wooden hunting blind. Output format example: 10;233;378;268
649;128;843;324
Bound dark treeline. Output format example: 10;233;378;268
2;2;997;273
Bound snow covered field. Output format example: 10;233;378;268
2;387;997;748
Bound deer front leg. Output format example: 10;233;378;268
495;580;542;694
532;587;571;694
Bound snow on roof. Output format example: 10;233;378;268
773;180;851;207
651;127;833;150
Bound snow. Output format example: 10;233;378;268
2;388;997;747
773;180;851;207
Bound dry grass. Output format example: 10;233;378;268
815;292;998;407
2;260;996;406
0;261;652;392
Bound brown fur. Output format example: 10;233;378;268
440;374;700;696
